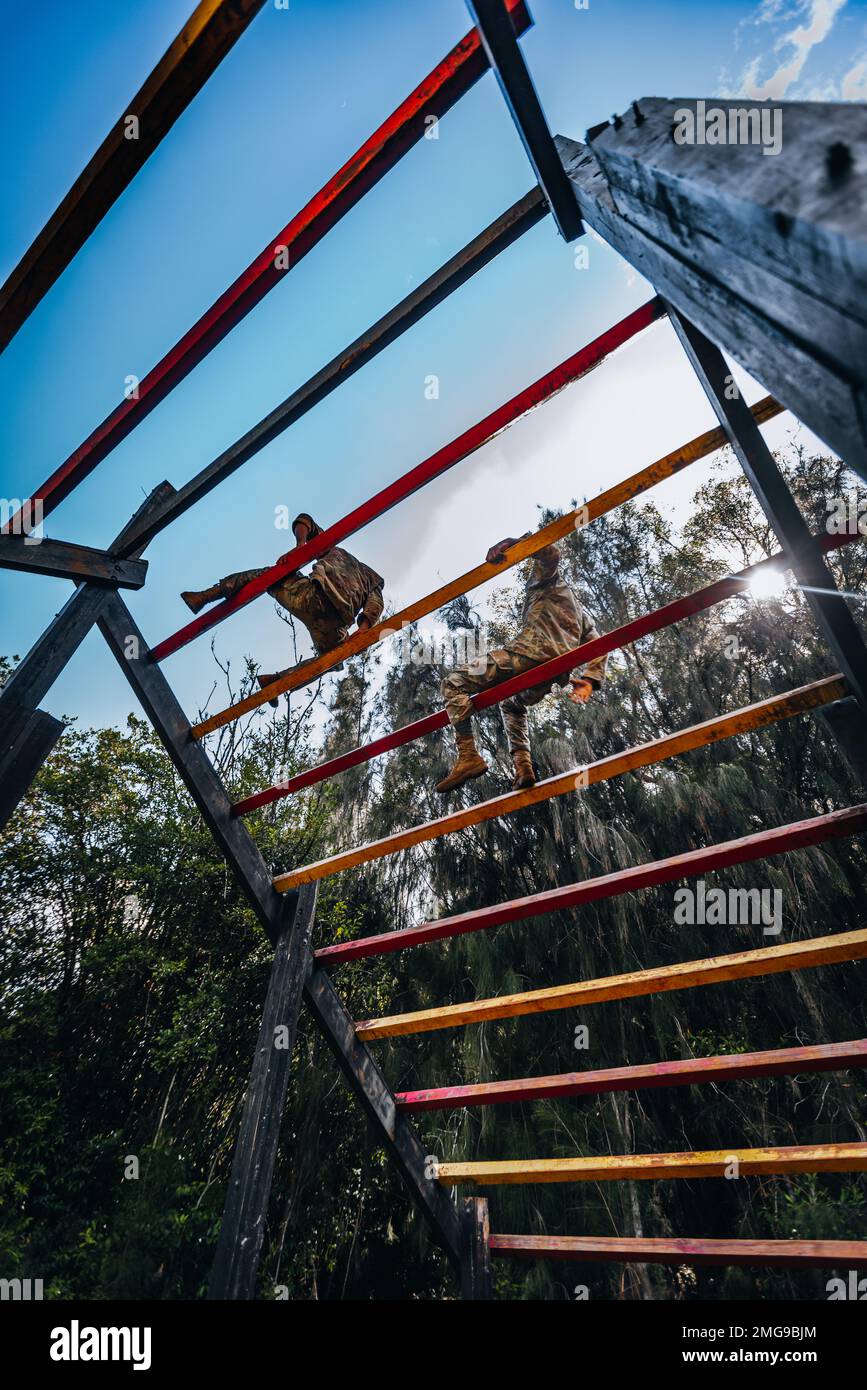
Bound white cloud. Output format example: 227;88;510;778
728;0;848;100
841;53;867;98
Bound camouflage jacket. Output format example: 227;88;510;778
288;513;384;627
506;541;608;688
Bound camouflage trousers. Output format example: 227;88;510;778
215;568;348;655
441;648;548;754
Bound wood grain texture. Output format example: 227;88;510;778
437;1142;867;1186
274;674;846;890
488;1234;867;1268
318;803;867;963
355;926;867;1039
395;1038;867;1112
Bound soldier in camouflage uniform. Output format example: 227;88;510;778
437;534;607;794
181;513;384;699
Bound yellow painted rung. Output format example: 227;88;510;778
354;926;867;1039
437;1142;867;1186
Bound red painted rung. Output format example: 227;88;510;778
240;531;856;819
151;298;666;660
315;801;867;963
4;1;532;534
488;1234;867;1269
395;1037;867;1112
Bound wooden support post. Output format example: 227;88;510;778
96;592;285;940
667;309;867;741
208;884;319;1300
460;1196;493;1299
820;699;867;784
465;0;582;240
304;965;463;1271
0;706;64;831
0;483;175;827
556;99;867;477
93;597;464;1278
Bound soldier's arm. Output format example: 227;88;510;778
357;585;384;631
567;609;607;696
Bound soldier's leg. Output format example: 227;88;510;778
500;677;546;790
181;567;269;614
437;652;512;795
257;577;349;705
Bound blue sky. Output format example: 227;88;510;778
2;0;865;732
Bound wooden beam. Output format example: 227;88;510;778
488;1234;867;1269
0;707;65;832
208;883;318;1300
303;965;463;1271
97;592;285;941
355;926;867;1039
274;674;847;890
111;187;548;555
395;1038;867;1112
437;1142;867;1186
209;393;781;748
0;484;175;834
316;803;867;964
93;597;464;1271
669;310;867;734
0;535;147;588
556;102;867;479
0;0;268;353
151;300;665;662
460;1196;493;1299
465;0;582;240
6;1;532;531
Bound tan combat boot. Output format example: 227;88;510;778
512;748;535;790
436;732;488;794
180;583;223;614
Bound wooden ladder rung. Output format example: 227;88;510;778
395;1038;867;1111
355;926;867;1040
437;1142;867;1186
488;1234;867;1268
273;675;846;890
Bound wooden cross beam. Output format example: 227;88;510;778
355;926;867;1039
395;1038;867;1113
437;1142;867;1186
273;674;847;890
0;535;148;588
488;1235;867;1268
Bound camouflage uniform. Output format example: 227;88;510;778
441;541;607;752
211;513;384;657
